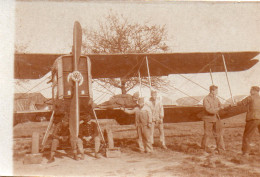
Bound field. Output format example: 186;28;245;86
13;113;260;176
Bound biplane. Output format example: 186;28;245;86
14;21;259;147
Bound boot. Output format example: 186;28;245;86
47;152;55;163
95;153;102;159
80;153;85;160
217;149;225;155
205;147;214;154
242;152;249;157
162;144;168;150
73;153;79;161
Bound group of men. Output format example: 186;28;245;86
119;85;260;156
121;90;167;153
48;85;260;163
48;100;101;163
201;85;260;156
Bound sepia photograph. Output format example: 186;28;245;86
2;0;260;176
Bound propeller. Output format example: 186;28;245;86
69;21;83;141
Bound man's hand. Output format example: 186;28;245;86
155;119;161;124
226;104;233;108
60;136;68;142
87;119;95;124
147;122;152;128
83;136;92;141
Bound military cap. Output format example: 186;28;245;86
138;97;145;104
133;92;140;99
251;86;260;92
151;90;157;95
209;85;218;92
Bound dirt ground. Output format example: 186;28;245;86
13;114;260;176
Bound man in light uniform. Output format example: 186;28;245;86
147;90;167;149
121;97;153;153
236;86;260;156
201;85;225;153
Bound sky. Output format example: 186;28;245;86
14;1;260;103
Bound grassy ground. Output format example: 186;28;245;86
13;113;260;176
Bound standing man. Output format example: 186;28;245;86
121;98;153;153
201;85;225;154
236;86;260;156
147;90;167;149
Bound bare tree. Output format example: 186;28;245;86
83;12;170;94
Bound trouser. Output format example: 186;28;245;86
93;136;101;153
201;119;225;151
136;125;153;152
242;119;260;154
51;137;70;151
50;138;70;157
70;137;84;154
83;135;101;153
151;121;166;146
51;139;60;152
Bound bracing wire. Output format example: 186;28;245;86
150;57;230;103
37;86;52;93
93;79;115;95
15;75;51;100
178;55;219;89
142;82;201;103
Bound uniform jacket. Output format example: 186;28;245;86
202;93;222;122
146;97;164;121
238;95;260;121
124;105;152;126
52;122;70;139
79;121;99;138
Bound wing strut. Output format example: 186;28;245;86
222;54;235;104
209;68;214;85
41;110;55;152
138;71;142;96
145;56;152;91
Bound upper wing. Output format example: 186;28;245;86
15;51;259;79
15;53;61;79
89;52;259;78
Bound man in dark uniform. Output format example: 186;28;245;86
48;115;70;163
201;85;225;154
70;99;98;161
79;115;102;158
79;98;102;158
236;86;260;156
